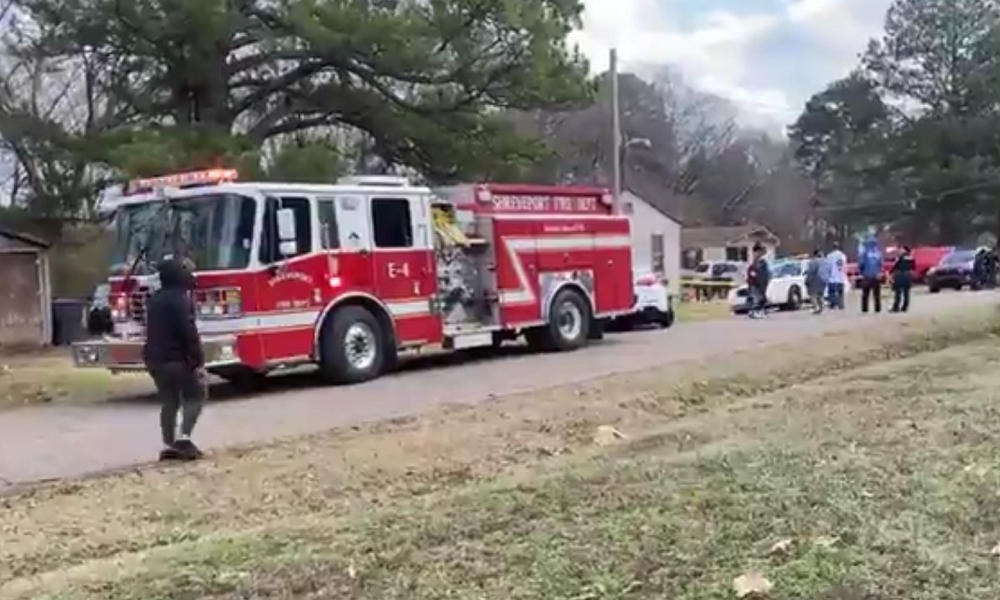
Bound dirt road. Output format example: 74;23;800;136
0;290;994;488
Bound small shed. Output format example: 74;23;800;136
0;227;52;348
681;224;780;268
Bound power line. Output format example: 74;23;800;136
814;178;1000;212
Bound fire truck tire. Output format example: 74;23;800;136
528;288;591;352
319;306;386;384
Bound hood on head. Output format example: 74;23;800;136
156;258;195;290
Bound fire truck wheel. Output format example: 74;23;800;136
529;288;591;352
320;306;386;384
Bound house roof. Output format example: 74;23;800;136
0;226;51;249
622;188;684;225
681;224;778;249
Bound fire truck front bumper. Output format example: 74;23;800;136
71;335;241;372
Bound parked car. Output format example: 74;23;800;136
610;271;675;330
893;246;954;283
727;258;807;314
692;260;746;282
927;249;977;292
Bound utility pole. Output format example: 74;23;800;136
610;48;622;213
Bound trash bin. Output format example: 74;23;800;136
52;298;88;346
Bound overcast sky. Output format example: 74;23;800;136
570;0;893;132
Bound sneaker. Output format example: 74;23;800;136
172;439;203;461
159;446;183;461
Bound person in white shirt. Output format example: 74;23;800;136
825;242;848;310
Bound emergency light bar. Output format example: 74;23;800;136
338;175;411;187
125;168;239;195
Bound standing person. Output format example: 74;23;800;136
805;249;828;314
825;242;847;310
143;258;207;461
858;236;883;314
889;245;915;313
986;246;998;289
972;247;987;289
746;243;771;319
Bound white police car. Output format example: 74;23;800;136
611;270;675;330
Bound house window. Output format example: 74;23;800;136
682;248;703;270
651;233;665;274
725;246;749;262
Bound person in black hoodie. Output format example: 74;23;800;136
143;258;206;461
889;245;915;313
746;243;771;319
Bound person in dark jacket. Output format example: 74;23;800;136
143;258;206;461
986;246;998;289
804;249;828;314
746;243;771;319
973;247;987;289
889;245;915;313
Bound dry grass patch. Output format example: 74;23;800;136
0;350;152;409
676;300;733;321
2;309;1000;599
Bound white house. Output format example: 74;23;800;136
621;190;682;295
680;224;780;268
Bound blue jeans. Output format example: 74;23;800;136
747;287;766;314
827;282;845;309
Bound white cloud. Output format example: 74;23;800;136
570;0;893;133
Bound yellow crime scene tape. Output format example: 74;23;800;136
679;278;739;288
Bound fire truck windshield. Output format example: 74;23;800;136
109;193;256;275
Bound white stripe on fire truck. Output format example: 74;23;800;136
498;234;631;305
117;299;431;338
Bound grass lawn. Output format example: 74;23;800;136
676;300;733;321
3;310;1000;599
0;350;152;410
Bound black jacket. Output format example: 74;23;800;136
142;259;204;368
747;257;770;291
891;253;915;287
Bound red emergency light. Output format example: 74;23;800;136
125;168;239;196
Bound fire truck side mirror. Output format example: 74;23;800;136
276;208;297;240
276;207;298;257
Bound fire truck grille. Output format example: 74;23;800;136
130;288;150;324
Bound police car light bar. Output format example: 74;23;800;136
125;168;239;195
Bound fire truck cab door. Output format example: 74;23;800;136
368;194;439;343
332;194;374;288
257;195;318;363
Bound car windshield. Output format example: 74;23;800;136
941;250;974;265
108;193;256;275
710;263;732;277
695;263;710;273
770;260;801;277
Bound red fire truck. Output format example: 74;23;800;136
72;170;635;384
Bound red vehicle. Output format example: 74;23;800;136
896;245;954;282
72;170;634;384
